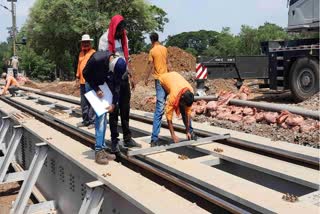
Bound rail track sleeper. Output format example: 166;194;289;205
127;134;230;156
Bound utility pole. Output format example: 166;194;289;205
9;0;17;56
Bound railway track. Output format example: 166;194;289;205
17;86;320;168
0;87;319;213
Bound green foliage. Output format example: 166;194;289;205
19;0;168;80
19;46;55;80
166;22;318;57
0;42;11;70
203;27;239;56
166;30;219;56
237;23;289;55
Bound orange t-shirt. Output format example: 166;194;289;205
159;72;193;121
76;49;96;84
3;76;18;93
148;42;168;79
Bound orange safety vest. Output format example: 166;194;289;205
76;49;96;84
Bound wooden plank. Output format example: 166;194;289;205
127;134;230;156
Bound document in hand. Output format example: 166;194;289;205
84;83;113;117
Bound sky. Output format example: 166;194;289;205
0;0;288;42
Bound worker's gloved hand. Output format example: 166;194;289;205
96;90;104;98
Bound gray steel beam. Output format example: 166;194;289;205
127;134;230;156
0;125;23;182
0;116;11;153
79;181;105;214
24;201;56;214
2;171;27;184
10;143;49;214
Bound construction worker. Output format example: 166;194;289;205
10;56;19;78
98;14;140;153
159;72;197;144
0;73;19;96
76;34;96;129
145;32;170;147
83;51;127;164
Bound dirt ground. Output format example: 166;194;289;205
0;182;33;214
21;46;319;147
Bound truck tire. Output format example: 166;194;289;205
289;57;319;102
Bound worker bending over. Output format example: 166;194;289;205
99;14;140;151
159;72;197;143
83;51;126;165
0;73;19;96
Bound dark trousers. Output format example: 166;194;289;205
80;84;95;125
8;86;18;96
13;69;18;78
109;80;131;143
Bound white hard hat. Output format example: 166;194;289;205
80;34;93;42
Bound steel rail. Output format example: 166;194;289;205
129;113;320;169
16;88;320;168
0;96;249;214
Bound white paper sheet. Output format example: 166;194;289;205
85;83;113;117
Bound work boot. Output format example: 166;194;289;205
150;140;160;147
87;123;95;130
95;150;109;165
111;143;120;154
124;139;142;148
103;150;116;161
76;122;87;128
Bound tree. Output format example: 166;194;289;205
0;42;11;70
203;27;239;56
166;30;219;56
20;0;168;80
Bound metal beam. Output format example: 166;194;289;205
0;116;11;153
2;171;27;184
0;125;23;182
10;143;49;214
79;181;105;214
24;201;56;214
127;134;230;156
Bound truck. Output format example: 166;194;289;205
195;0;319;102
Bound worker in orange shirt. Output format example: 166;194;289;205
0;73;19;96
76;34;96;129
158;72;197;144
145;32;170;147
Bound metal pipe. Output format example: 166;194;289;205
194;96;319;120
194;96;218;101
229;99;319;120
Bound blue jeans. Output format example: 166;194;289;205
151;80;167;142
85;83;107;152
